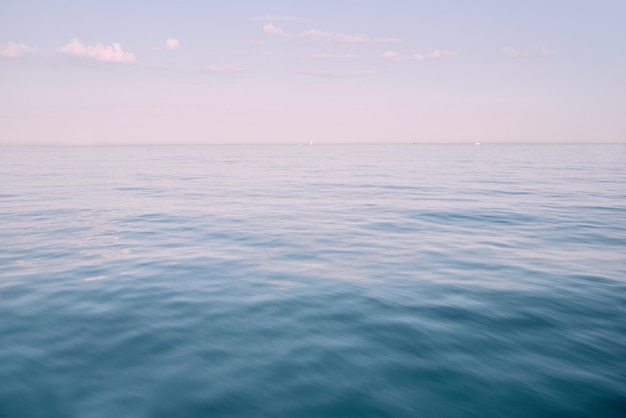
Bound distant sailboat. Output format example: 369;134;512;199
310;140;313;145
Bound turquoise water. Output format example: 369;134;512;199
1;144;625;417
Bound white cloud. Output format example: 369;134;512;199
263;23;400;44
0;41;35;58
301;69;377;78
427;50;457;58
247;39;266;46
250;15;307;22
303;53;356;59
383;51;423;62
383;50;456;61
205;64;248;73
502;46;556;57
165;38;179;50
58;38;137;63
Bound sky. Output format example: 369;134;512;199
1;0;625;145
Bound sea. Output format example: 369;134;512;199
1;144;625;418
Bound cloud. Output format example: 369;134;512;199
383;50;456;61
301;69;377;78
205;64;248;73
250;15;307;22
0;41;35;58
58;38;137;63
263;23;400;44
383;51;423;62
427;50;457;58
165;38;179;50
502;46;556;57
302;53;356;59
247;39;266;46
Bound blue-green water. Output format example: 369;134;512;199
1;144;625;417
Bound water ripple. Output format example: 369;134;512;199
1;145;625;417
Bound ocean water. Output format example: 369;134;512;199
0;144;625;418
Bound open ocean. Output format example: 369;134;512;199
1;144;625;418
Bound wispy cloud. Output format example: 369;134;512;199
383;50;456;62
58;39;137;63
302;53;356;59
502;46;556;57
0;41;35;58
383;51;424;62
301;69;377;78
205;64;248;73
247;39;266;46
250;15;307;22
427;50;457;58
165;38;179;50
263;23;400;44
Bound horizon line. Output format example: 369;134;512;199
1;141;624;147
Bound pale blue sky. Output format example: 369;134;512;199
1;0;624;144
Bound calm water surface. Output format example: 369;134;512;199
1;145;625;417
